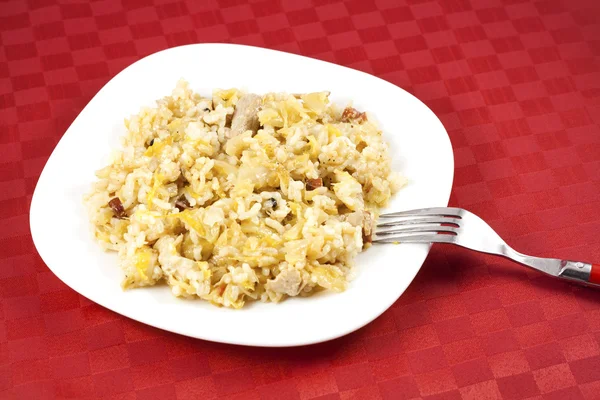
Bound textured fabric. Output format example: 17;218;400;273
2;0;600;399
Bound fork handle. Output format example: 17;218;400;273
590;264;600;285
559;261;600;287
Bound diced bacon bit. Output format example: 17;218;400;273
341;107;367;123
306;178;323;191
175;196;191;211
108;197;127;219
362;211;373;247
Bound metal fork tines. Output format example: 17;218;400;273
373;206;600;289
374;207;463;244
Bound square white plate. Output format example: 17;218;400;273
30;43;453;347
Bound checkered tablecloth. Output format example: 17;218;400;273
2;0;600;399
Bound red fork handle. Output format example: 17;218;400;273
590;264;600;285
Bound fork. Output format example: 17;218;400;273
374;207;600;287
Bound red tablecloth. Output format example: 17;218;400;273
2;0;600;399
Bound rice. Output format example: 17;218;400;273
84;79;405;308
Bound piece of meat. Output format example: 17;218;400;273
306;178;323;191
230;93;261;137
343;210;374;247
361;211;373;246
108;197;126;219
265;268;302;296
341;107;367;123
344;211;362;226
175;196;190;211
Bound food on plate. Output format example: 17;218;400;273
84;80;405;308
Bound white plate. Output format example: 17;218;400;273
30;43;453;347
